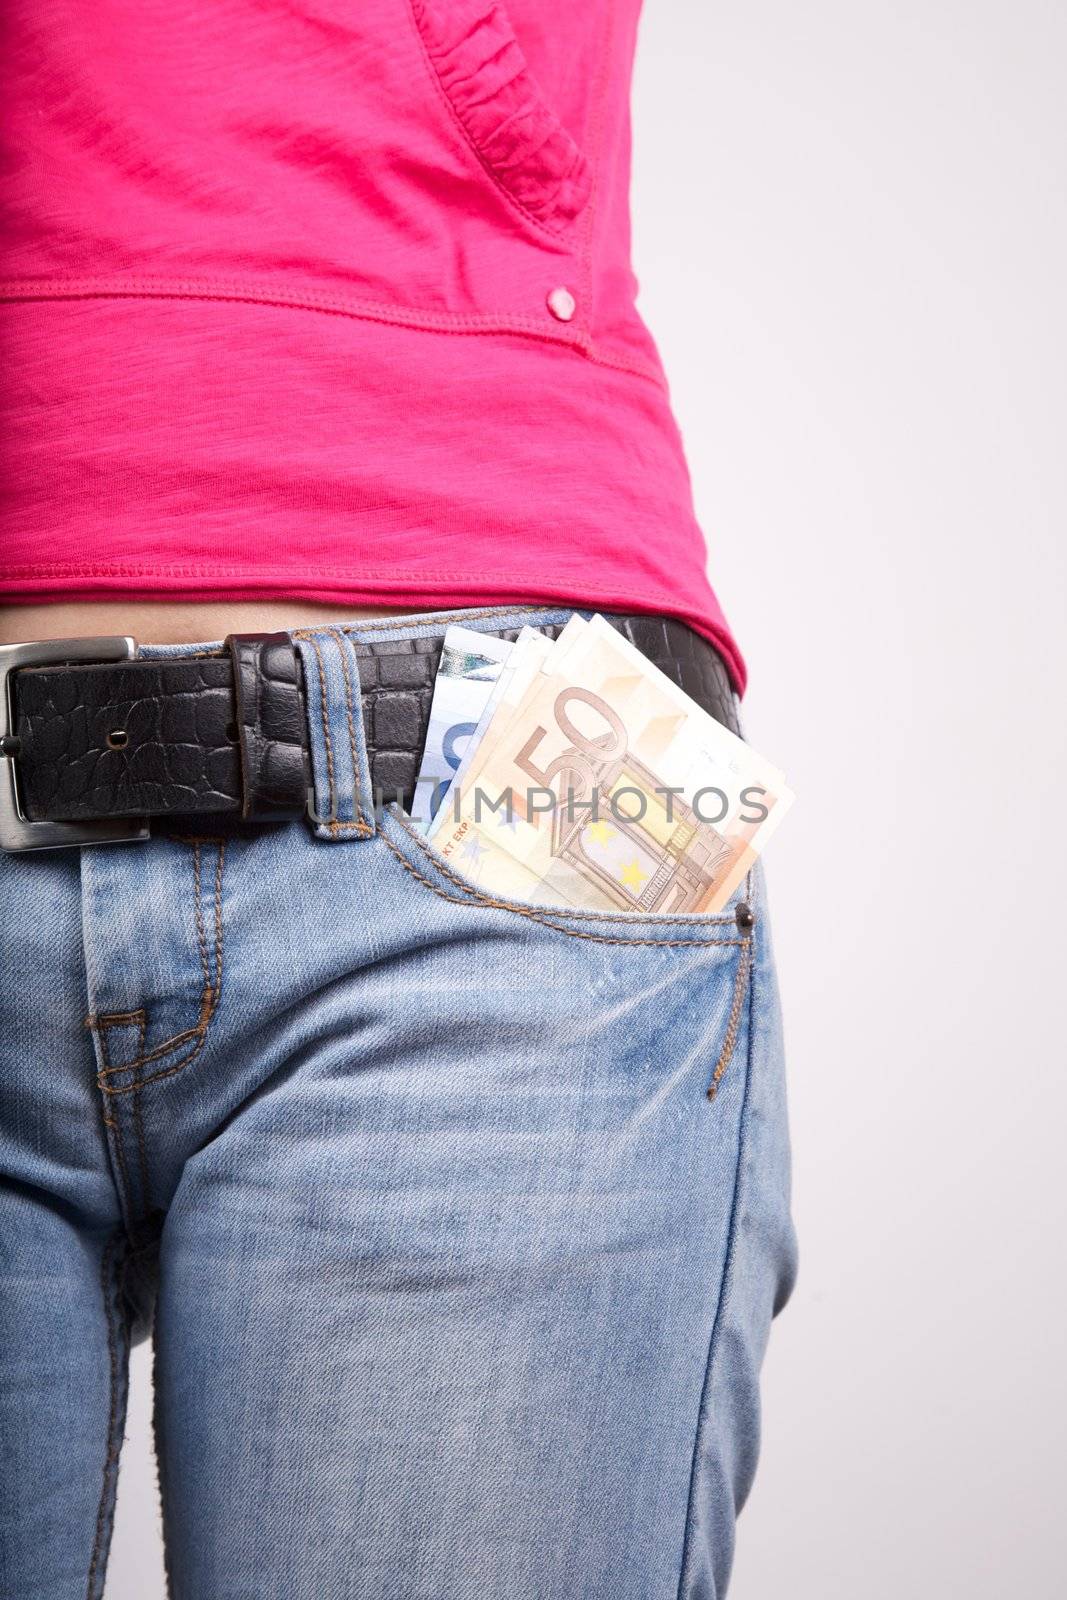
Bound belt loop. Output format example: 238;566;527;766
291;627;376;842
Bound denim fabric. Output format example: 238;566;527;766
0;607;796;1600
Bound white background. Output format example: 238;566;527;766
107;2;1067;1594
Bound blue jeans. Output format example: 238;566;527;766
0;607;796;1599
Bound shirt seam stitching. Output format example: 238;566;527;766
0;276;665;385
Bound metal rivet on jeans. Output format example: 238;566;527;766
735;901;755;932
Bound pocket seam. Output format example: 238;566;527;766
86;838;226;1096
706;936;754;1100
383;810;746;947
407;0;591;241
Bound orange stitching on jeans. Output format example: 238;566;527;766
97;1029;133;1221
94;841;225;1093
378;826;744;949
84;1009;146;1031
130;1012;150;1215
211;843;224;1006
191;841;212;1008
706;936;754;1100
96;1023;202;1074
155;833;226;845
102;1043;204;1095
292;632;337;822
389;810;737;926
293;628;375;833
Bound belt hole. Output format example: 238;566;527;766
225;720;239;743
107;729;128;750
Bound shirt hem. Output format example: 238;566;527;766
0;567;747;693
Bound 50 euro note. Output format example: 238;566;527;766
426;615;793;914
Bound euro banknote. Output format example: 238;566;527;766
423;615;793;914
411;626;514;830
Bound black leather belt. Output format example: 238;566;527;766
0;615;739;851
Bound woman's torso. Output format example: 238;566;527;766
1;0;745;685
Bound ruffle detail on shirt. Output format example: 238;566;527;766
410;0;592;232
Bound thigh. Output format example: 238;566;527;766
152;822;795;1600
0;1200;128;1600
0;852;128;1600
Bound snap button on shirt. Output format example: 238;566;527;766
546;286;577;322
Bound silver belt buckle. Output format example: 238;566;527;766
0;636;151;852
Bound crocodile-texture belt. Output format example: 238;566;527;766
0;614;739;851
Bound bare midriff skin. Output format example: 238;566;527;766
0;601;405;648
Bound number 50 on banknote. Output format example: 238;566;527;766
419;616;793;916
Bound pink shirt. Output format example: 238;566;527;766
0;0;745;689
